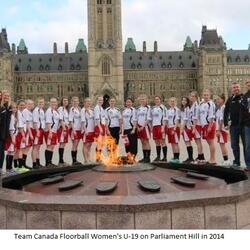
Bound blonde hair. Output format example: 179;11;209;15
0;90;11;108
84;98;92;115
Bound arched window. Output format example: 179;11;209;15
137;63;142;69
15;65;19;71
45;65;50;71
149;62;154;68
107;0;112;4
227;56;232;63
27;65;31;71
161;62;166;68
131;63;136;69
58;64;63;71
236;56;241;62
167;62;172;68
179;62;184;68
70;64;75;70
192;62;196;68
39;65;44;71
244;56;249;62
97;0;102;4
102;56;111;75
76;64;81;70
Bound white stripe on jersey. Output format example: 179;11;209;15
122;107;137;130
151;105;167;126
199;100;216;126
69;107;82;130
216;105;225;130
22;108;33;128
58;106;69;126
94;105;106;125
137;105;152;126
105;107;122;128
33;107;45;129
45;107;60;132
167;107;180;127
190;101;200;125
81;108;95;133
181;107;192;128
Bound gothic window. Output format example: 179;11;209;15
97;0;103;4
58;64;63;71
137;63;142;69
149;56;153;60
18;58;22;63
236;56;241;62
102;56;111;75
39;65;44;71
131;63;136;69
27;65;31;71
169;55;172;60
227;56;232;63
149;63;154;68
97;8;102;14
70;64;75;70
129;56;133;61
107;0;112;4
14;65;19;71
76;64;81;70
45;65;50;71
107;8;112;14
159;56;163;60
189;55;192;60
179;55;182;60
28;58;32;62
167;62;172;68
179;62;184;68
244;56;249;62
192;62;196;68
161;62;166;68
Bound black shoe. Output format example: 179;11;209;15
139;159;145;163
33;164;40;170
183;159;193;164
153;157;160;162
160;158;167;162
144;158;151;163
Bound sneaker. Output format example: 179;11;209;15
6;169;18;176
17;166;30;174
59;162;71;168
160;158;167;162
46;163;58;168
183;159;193;164
170;158;180;164
139;159;145;163
72;161;83;166
222;160;231;167
153;157;160;162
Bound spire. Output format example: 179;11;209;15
17;39;28;54
125;38;136;52
76;39;87;53
184;36;193;51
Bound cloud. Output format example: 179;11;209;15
4;0;250;53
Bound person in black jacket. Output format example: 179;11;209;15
0;90;12;171
224;82;245;167
241;80;250;170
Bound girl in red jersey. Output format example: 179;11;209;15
81;98;95;163
44;97;60;168
216;94;230;166
15;100;30;173
199;89;216;165
31;98;45;169
21;99;35;169
151;96;168;162
166;97;181;163
180;97;194;163
5;102;18;175
137;95;152;163
189;91;206;164
58;97;70;167
69;96;82;165
94;96;106;162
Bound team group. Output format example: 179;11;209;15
0;80;250;175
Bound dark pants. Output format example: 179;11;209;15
124;129;138;156
244;126;250;168
230;126;246;166
0;140;5;169
109;127;120;145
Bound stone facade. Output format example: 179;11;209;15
0;1;250;104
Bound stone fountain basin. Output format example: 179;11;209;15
0;163;250;230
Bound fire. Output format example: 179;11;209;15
95;136;136;167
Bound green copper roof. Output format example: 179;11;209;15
185;36;193;48
76;39;87;53
17;38;28;54
125;38;136;52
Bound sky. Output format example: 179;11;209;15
0;0;250;53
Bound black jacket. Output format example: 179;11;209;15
240;91;250;127
224;94;244;127
0;105;12;141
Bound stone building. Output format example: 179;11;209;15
1;0;250;105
